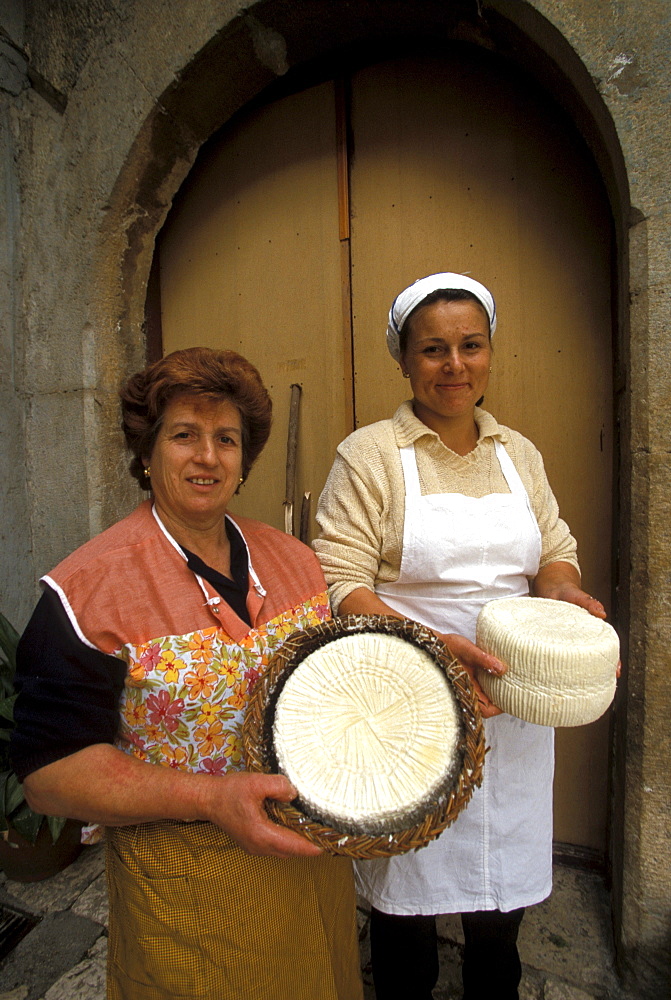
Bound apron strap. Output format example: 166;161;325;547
494;440;542;543
493;439;526;497
399;444;422;500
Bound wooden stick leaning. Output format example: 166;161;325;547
299;491;311;545
283;383;302;535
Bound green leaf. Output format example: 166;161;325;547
4;771;26;816
0;769;10;824
0;613;19;675
47;814;68;843
10;802;43;845
0;693;17;726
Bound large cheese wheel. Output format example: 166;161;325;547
272;631;462;834
476;597;619;727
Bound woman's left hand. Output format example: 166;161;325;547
532;561;620;676
540;581;607;620
532;561;607;619
437;631;506;718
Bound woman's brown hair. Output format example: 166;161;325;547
120;347;272;491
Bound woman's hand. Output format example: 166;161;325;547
437;631;506;718
200;771;322;858
532;561;619;676
532;561;607;619
24;745;322;858
339;589;507;717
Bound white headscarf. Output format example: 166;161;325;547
386;272;497;361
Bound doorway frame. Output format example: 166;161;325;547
66;0;649;986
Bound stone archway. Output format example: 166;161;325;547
18;2;671;994
97;0;637;952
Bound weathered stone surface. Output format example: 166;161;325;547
0;987;29;1000
0;912;102;1000
0;1;669;994
518;867;620;995
70;875;108;929
0;39;29;96
0;846;105;918
41;936;106;1000
543;981;598;1000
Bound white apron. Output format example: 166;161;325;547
355;440;554;915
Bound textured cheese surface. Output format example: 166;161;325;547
476;597;619;727
273;632;460;834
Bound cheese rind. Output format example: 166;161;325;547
476;597;619;727
272;632;462;834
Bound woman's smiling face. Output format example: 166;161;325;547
147;393;244;532
401;298;492;433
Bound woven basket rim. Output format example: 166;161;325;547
243;614;486;859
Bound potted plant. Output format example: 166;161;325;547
0;611;82;881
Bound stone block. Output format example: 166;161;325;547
70;875;108;929
0;846;104;918
41;935;106;1000
0;40;28;96
517;867;620;995
543;980;598;1000
0;912;102;1000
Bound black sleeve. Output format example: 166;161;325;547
9;587;128;781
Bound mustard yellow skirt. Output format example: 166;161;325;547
105;821;363;1000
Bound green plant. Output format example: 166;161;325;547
0;611;67;844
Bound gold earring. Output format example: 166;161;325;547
239;476;244;484
144;467;151;478
402;372;410;379
489;367;492;373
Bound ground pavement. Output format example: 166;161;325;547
0;846;635;1000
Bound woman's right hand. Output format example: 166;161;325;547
437;632;506;719
201;770;323;858
339;590;507;718
24;745;322;859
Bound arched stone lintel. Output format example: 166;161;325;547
103;0;630;378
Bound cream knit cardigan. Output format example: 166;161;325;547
314;401;579;613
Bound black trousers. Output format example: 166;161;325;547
369;905;526;1000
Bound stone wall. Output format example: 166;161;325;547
0;1;668;994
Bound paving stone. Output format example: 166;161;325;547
357;906;375;999
0;862;637;1000
543;980;598;1000
0;848;105;918
518;866;622;997
520;976;544;1000
0;912;103;1000
70;876;108;929
40;937;106;1000
434;933;462;999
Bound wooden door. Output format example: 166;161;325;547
159;81;352;533
347;54;614;853
156;52;614;853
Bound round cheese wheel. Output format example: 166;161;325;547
272;632;462;834
475;597;619;727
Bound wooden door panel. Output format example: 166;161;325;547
159;81;348;535
349;55;613;850
157;52;614;851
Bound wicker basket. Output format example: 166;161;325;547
243;615;486;859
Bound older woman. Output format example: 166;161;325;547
315;274;608;1000
11;347;362;1000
